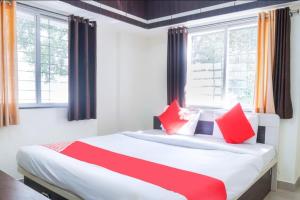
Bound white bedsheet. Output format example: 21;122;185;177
17;130;276;200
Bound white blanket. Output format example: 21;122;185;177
17;130;275;200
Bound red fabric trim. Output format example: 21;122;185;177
55;141;227;200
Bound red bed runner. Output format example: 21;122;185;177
46;141;227;200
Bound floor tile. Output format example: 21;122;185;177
265;188;300;200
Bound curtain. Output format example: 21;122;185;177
68;15;97;121
0;0;19;127
254;11;276;113
167;27;188;107
273;7;293;119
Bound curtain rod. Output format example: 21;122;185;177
263;8;299;17
17;2;97;22
187;16;257;31
17;2;68;18
188;6;299;30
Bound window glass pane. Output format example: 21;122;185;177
17;9;68;106
186;30;225;107
186;22;257;109
226;25;257;108
17;11;36;104
40;17;68;103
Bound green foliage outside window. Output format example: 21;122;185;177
17;16;68;83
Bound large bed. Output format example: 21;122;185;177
17;113;279;200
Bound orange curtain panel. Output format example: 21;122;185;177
254;11;276;114
0;0;19;127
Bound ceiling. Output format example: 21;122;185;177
97;0;233;20
61;0;297;28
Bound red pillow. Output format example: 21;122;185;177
158;100;188;134
215;103;255;144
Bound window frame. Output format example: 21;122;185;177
17;4;69;109
186;17;258;111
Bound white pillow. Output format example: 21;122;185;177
161;111;201;136
244;114;259;144
213;113;258;144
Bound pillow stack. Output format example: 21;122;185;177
158;101;258;144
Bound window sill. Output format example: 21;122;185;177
19;104;68;109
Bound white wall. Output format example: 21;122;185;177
0;109;97;179
118;33;147;130
97;22;168;134
139;33;168;128
118;32;168;130
292;13;300;183
97;23;121;134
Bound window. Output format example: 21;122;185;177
17;7;68;107
186;20;257;109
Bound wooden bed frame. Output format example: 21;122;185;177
19;113;280;200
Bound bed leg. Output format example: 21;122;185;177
271;164;278;191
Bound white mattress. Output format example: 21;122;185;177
17;130;276;200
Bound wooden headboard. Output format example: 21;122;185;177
153;113;279;149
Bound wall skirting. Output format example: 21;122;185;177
278;178;300;191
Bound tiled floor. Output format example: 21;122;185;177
265;188;300;200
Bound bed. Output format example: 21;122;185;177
17;112;279;200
